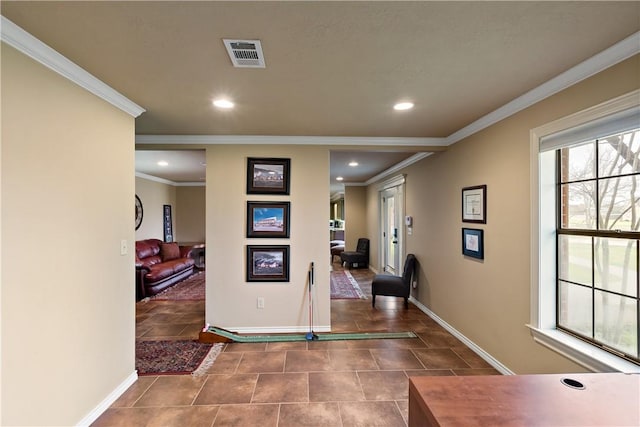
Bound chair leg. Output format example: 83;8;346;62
372;294;376;307
404;298;408;309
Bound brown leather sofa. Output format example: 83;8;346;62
135;239;195;299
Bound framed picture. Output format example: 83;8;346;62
163;204;173;242
247;245;290;282
462;185;487;223
247;157;290;195
462;228;484;259
135;195;144;230
247;201;290;238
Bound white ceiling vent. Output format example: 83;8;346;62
223;39;265;68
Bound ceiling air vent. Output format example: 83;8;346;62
223;39;265;68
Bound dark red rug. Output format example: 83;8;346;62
136;340;222;376
330;270;366;299
151;272;205;301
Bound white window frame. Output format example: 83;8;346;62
528;89;640;373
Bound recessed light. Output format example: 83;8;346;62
157;161;169;167
336;176;344;181
213;99;234;109
348;161;359;167
393;102;414;111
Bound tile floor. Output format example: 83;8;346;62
93;262;499;426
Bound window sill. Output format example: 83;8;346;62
527;325;640;374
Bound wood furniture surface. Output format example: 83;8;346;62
409;373;640;427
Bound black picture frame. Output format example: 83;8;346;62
247;157;290;195
135;195;144;230
462;185;487;223
462;228;484;259
163;204;173;242
246;245;290;282
247;201;290;238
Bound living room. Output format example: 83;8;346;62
2;2;639;426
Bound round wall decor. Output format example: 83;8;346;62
135;195;143;230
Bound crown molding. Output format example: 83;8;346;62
135;171;203;187
446;31;640;146
135;134;447;147
0;16;145;118
367;153;432;185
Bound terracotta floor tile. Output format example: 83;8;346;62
278;402;342;427
339;401;406;426
309;372;365;402
411;348;471;370
193;374;258;405
451;346;494;368
370;348;424;370
328;349;378;370
452;367;501;376
212;403;279;427
203;351;241;374
358;370;409;400
224;342;267;352
285;350;331;372
251;372;308;403
266;341;308;351
107;266;503;427
111;377;157;407
405;369;455;377
236;350;285;373
134;376;207;407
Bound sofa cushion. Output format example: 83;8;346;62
160;242;180;261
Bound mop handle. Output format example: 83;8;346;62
310;262;315;285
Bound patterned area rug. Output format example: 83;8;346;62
151;272;205;301
330;270;366;299
136;340;223;376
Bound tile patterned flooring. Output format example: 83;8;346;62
93;263;499;426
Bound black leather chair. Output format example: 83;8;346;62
372;254;416;308
340;238;369;268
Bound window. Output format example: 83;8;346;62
557;129;639;363
530;90;640;373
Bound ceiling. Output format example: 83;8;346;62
2;1;639;189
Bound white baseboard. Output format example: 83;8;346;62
410;297;514;375
76;371;138;427
228;325;332;334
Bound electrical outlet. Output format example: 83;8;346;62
120;239;128;255
257;297;265;309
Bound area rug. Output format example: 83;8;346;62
150;272;205;301
135;340;224;376
330;270;366;299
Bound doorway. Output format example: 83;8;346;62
379;176;405;274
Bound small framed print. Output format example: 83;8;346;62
247;201;290;238
247;245;290;282
462;185;487;223
462;228;484;260
247;157;290;195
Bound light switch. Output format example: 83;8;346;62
120;239;128;255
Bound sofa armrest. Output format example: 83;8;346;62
179;245;194;259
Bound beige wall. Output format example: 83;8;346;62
176;185;206;243
135;176;176;241
1;44;135;425
206;145;331;331
367;55;640;374
343;186;367;252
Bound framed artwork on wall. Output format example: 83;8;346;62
247;201;290;238
135;195;144;230
247;157;290;195
462;228;484;259
163;204;173;242
462;185;487;223
246;245;290;282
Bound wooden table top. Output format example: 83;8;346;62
409;373;640;427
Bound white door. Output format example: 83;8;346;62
381;186;401;274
